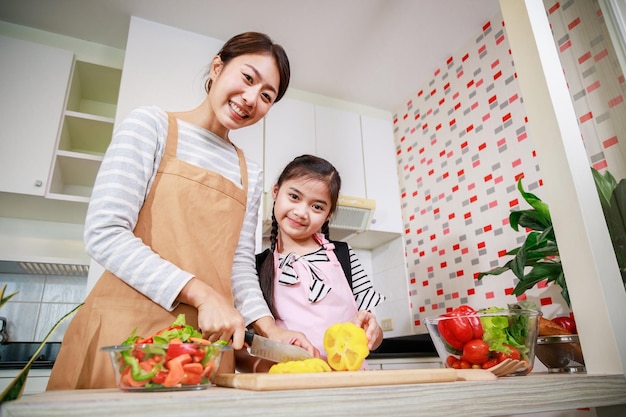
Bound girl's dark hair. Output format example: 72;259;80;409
205;32;290;102
260;155;341;317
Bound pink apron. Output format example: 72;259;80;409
273;236;357;360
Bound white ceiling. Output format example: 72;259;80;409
0;0;500;113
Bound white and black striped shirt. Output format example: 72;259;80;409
277;246;385;310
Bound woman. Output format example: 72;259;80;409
48;32;313;390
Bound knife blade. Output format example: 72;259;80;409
244;331;312;363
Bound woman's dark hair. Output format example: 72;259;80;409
259;155;341;316
205;32;290;102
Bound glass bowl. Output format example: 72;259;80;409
101;342;231;391
424;308;541;376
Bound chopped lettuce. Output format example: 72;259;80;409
479;307;533;359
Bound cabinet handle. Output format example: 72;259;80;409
34;180;43;187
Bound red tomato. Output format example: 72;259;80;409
495;344;521;362
446;355;459;368
166;344;200;361
482;358;499;369
151;371;168;385
461;339;491;365
459;360;472;369
551;316;577;334
181;372;202;385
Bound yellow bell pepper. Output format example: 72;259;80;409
323;322;369;371
268;358;332;374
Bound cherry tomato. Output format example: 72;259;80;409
461;339;491;365
459;360;472;369
482;358;499;369
551;316;577;334
446;355;459;368
494;344;521;362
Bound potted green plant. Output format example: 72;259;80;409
477;178;568;304
477;169;626;308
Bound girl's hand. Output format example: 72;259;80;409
178;278;246;349
353;310;383;350
252;317;320;357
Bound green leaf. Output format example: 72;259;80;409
0;303;83;403
0;284;18;309
517;178;551;224
591;168;616;207
513;263;563;295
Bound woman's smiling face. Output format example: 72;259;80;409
272;177;332;243
209;52;280;133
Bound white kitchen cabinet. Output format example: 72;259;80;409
0;35;73;196
315;104;366;197
46;60;122;202
361;115;403;234
0;368;51;396
263;97;316;192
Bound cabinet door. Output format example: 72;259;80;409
263;97;316;192
361;115;403;233
315;105;366;197
0;36;73;196
117;17;224;122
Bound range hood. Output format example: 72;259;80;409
261;193;376;240
0;217;90;276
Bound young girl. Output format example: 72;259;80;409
247;155;385;370
47;32;314;390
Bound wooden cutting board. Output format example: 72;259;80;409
213;368;496;391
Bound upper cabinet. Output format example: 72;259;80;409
315;105;366;198
264;97;316;192
361;115;403;234
46;60;122;202
0;35;73;196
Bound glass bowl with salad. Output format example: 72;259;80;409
101;314;231;391
424;305;541;376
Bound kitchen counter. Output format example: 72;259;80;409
1;373;624;417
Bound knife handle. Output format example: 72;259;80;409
244;330;254;346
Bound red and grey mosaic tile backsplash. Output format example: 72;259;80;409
393;0;625;333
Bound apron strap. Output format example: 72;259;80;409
165;112;179;157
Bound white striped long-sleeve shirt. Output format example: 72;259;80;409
84;106;271;325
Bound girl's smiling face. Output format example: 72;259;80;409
272;177;332;244
208;52;280;136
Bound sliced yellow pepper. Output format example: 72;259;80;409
323;322;369;371
268;358;332;374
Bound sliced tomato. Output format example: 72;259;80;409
166;343;198;361
163;358;185;387
151;371;168;385
121;368;148;387
181;372;202;385
495;344;521;362
182;362;203;375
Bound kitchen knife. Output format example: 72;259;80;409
244;331;312;363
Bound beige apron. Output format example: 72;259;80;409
48;113;247;389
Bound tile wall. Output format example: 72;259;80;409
393;0;625;334
0;273;86;342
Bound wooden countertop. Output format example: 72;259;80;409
1;372;624;417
